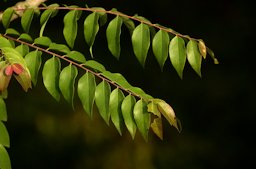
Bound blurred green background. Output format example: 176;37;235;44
1;0;254;169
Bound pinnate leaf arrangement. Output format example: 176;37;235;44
0;1;218;168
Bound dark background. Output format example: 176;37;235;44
1;0;255;169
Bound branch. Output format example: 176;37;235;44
0;0;47;21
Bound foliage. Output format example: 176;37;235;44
0;2;218;169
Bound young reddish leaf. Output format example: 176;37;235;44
12;63;24;75
14;68;32;92
4;65;13;76
0;63;11;92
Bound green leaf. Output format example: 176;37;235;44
131;23;150;67
84;60;106;72
0;37;12;48
0;98;7;121
48;43;70;54
18;33;33;43
153;99;182;133
206;47;219;64
42;57;61;101
1;47;27;66
106;16;123;59
59;64;78;109
40;3;59;37
0;122;10;147
151;117;163;140
21;8;34;33
101;71;153;100
169;36;186;79
122;17;135;35
148;101;163;140
133;99;151;141
95;80;111;125
78;72;96;118
84;12;99;57
13;66;32;92
15;44;29;57
66;51;86;63
63;10;82;48
121;95;137;139
187;40;202;77
0;145;12;169
25;50;42;85
152;30;170;70
109;88;125;135
34;36;52;47
91;7;107;26
2;7;14;28
5;28;20;36
198;40;207;59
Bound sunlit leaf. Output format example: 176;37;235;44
153;99;182;132
151;117;163;140
63;9;82;48
152;30;170;70
42;57;61;101
109;88;125;135
0;98;7;121
131;23;150;67
66;51;86;63
2;7;14;28
84;60;106;72
5;28;20;36
18;33;33;43
206;47;219;64
0;37;13;48
101;71;153;100
77;72;96;118
169;36;186;79
0;145;12;169
84;12;99;57
198;40;207;59
0;121;10;147
48;43;70;54
59;64;78;109
15;44;29;57
106;16;123;59
121;94;137;139
187;40;202;77
133;99;151;141
34;36;52;47
21;8;34;33
95;80;111;125
25;50;42;85
1;47;27;67
40;3;59;37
